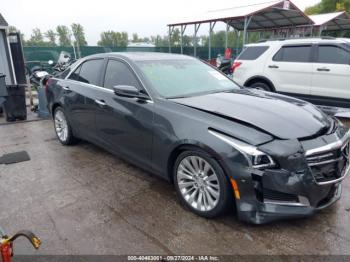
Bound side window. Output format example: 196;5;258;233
69;59;104;85
273;46;312;63
237;46;269;60
78;59;104;85
317;45;350;64
68;65;81;81
103;60;141;90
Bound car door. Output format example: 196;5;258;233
64;58;104;140
311;44;350;100
95;58;154;167
264;44;313;95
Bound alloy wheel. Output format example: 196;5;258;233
54;110;68;142
176;156;220;212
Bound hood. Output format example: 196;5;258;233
173;89;331;140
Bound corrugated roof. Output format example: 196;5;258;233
168;0;313;31
309;11;350;31
0;13;8;27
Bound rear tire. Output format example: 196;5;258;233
173;149;233;218
53;107;77;145
249;82;272;92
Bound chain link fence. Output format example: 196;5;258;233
23;46;242;70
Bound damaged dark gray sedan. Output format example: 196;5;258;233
46;53;349;224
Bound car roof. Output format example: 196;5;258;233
245;37;350;47
82;52;194;62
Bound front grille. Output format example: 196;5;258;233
263;188;299;203
306;142;349;184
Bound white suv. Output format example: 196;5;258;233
233;37;350;108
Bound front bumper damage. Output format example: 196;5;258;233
231;127;350;224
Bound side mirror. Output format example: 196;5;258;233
113;85;149;100
48;60;54;65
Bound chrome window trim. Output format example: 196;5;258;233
105;57;154;102
63;78;154;104
64;56;154;103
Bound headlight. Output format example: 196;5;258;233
209;130;276;169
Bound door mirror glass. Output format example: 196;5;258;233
113;85;148;99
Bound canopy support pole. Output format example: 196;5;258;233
180;25;186;54
243;16;253;46
225;23;230;49
208;21;216;60
194;23;201;57
168;26;172;53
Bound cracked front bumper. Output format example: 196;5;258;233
226;128;350;224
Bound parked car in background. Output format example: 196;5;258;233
233;37;350;108
46;52;349;224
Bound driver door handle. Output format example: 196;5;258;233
95;99;107;106
268;65;279;69
317;67;330;72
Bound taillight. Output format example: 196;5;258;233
44;77;52;94
231;61;242;73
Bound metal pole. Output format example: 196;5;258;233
194;23;200;57
243;16;252;46
180;25;183;54
225;23;229;48
209;22;212;60
319;26;323;37
243;17;247;46
168;26;172;53
208;22;216;60
194;24;197;57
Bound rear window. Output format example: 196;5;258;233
317;45;350;64
237;46;269;60
273;45;312;63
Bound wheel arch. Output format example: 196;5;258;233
51;102;62;117
244;76;276;92
166;142;227;184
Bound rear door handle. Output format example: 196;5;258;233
268;65;279;69
94;99;107;106
62;86;70;91
317;68;330;72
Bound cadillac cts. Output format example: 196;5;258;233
45;52;349;224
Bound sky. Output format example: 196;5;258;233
2;0;321;45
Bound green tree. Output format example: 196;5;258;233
97;31;128;47
170;28;181;46
45;29;56;46
132;33;139;42
26;28;49;46
56;25;71;46
71;23;87;46
305;0;350;14
8;26;18;33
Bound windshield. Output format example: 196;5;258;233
136;58;240;98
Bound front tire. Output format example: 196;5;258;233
53;107;76;145
249;82;272;91
173;150;232;218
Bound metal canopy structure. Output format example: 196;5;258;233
309;11;350;35
167;0;314;58
0;13;9;29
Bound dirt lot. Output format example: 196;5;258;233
0;118;349;255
